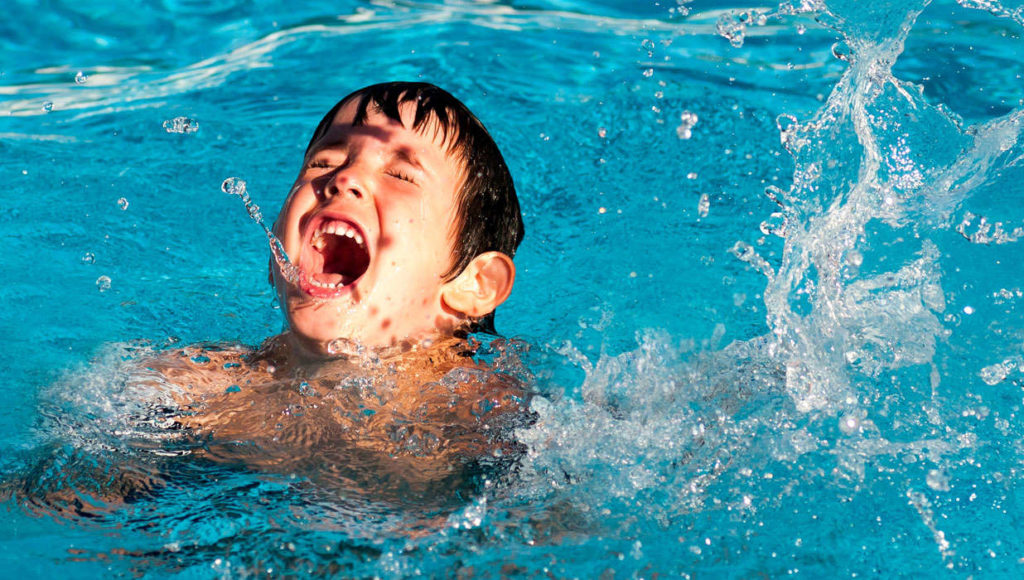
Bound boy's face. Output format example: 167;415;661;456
272;99;464;355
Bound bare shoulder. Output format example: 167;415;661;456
136;341;273;404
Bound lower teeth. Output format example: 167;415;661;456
309;277;344;289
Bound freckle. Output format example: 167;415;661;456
381;319;391;329
369;306;378;316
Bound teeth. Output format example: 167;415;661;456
313;220;366;248
308;276;345;289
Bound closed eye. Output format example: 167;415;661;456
386;169;417;185
307;158;335;169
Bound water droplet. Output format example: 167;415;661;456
117;197;129;210
247;202;263;222
225;385;241;393
81;252;95;264
96;275;111;292
42;101;53;113
776;114;808;151
831;41;853;62
716;12;747;47
74;71;88;84
846;249;864;267
697;193;710;218
223;176;298;283
298;381;317;397
926;469;950;492
686;172;698;179
597;127;607;138
163;116;199;134
676;110;699;139
838;413;861;435
764;185;787;207
980;362;1011;385
758;212;787;237
328;338;356;356
796;24;806;35
642;68;654;78
221;177;247;197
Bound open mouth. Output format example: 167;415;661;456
301;218;370;295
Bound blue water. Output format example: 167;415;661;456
3;0;1024;576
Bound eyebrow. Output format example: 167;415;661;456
312;139;347;154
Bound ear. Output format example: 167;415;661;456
441;252;516;318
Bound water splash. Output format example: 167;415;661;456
221;177;298;283
716;9;769;48
513;1;1024;572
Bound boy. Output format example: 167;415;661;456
11;83;531;517
172;81;530;462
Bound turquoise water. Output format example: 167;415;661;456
3;0;1024;576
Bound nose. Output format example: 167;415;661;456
323;167;364;200
310;156;368;201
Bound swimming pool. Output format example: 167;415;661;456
3;0;1024;576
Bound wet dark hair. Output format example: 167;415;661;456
305;82;524;332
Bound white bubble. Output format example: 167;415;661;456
979;362;1010;385
697;193;710;218
163;116;199;134
838;413;861;435
74;71;88;84
117;197;129;210
926;469;950;492
42;101;54;113
846;249;864;267
676;110;698;139
81;252;95;264
96;275;111;292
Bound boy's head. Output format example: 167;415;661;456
271;82;524;356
